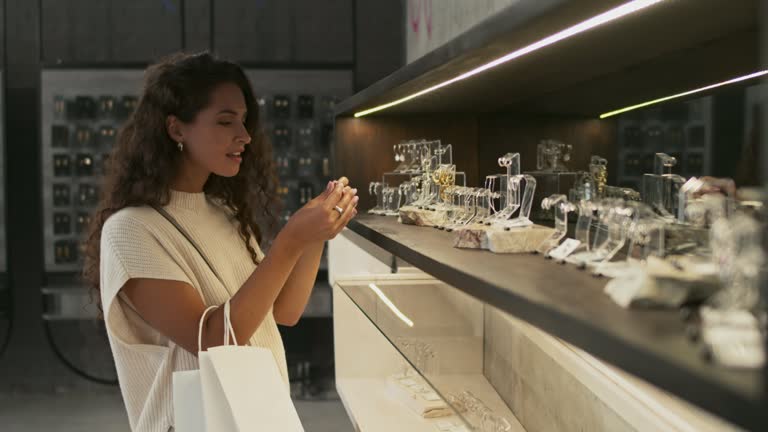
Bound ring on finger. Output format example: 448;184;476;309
334;205;344;215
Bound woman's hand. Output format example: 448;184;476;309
304;176;349;209
283;177;359;245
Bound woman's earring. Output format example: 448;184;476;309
177;142;184;152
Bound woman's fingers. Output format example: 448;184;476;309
332;187;357;224
323;181;345;210
333;200;358;236
337;186;357;211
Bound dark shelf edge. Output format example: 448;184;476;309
334;0;565;117
346;217;767;430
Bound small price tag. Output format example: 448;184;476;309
548;238;582;261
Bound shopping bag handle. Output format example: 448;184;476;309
198;305;218;353
223;300;239;346
197;301;239;353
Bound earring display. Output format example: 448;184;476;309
368;182;385;214
247;69;352;244
98;126;117;146
526;139;577;222
272;125;291;149
116;96;138;121
70;96;98;120
442;186;493;235
537;152;767;368
75;212;92;234
297;94;314;119
590;156;608;197
75;153;94;177
537;194;576;255
382;187;403;217
53;154;72;177
617;97;711;191
53;213;72;235
677;176;735;227
272;95;291;119
42;70;144;272
98;95;116;118
52;125;70;148
396;141;469;228
75;126;93;147
297;126;316;149
641;153;686;219
451;152;555;254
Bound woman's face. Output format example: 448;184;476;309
178;82;252;178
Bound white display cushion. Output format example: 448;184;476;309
486;225;556;254
399;206;449;228
385;375;453;419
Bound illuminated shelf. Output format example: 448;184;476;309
336;0;758;118
347;215;766;430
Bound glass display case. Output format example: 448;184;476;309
334;274;521;432
331;237;738;432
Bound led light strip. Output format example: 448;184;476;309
354;0;666;118
368;283;414;327
599;70;768;119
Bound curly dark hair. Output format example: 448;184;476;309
83;52;279;301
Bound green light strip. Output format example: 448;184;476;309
600;70;768;119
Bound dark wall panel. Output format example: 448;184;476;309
293;0;353;63
41;0;110;63
354;0;404;90
110;0;183;62
214;0;354;65
42;0;184;64
712;88;748;180
477;114;618;183
184;0;212;53
213;0;293;63
0;3;5;66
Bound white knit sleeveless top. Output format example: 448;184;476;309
100;190;288;432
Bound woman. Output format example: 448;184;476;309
83;52;358;432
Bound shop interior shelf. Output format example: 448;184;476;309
346;214;766;429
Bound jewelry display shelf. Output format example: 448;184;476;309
346;214;766;430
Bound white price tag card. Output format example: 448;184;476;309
548;238;581;261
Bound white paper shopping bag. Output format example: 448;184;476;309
172;370;206;432
173;302;304;431
201;346;304;431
